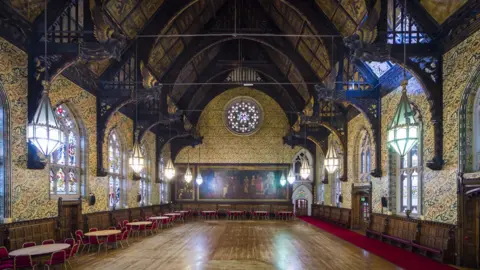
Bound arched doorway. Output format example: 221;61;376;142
292;184;313;216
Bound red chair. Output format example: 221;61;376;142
117;222;123;230
44;250;66;270
22;242;36;248
148;221;158;235
0;261;13;270
122;220;129;228
75;231;90;253
104;234;118;253
89;228;98;232
88;235;104;253
42;239;55;245
66;243;79;268
108;226;116;230
116;230;130;248
64;238;75;245
0;247;12;265
14;255;37;269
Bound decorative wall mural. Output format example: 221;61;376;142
197;165;289;201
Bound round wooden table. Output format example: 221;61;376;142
148;216;170;229
85;230;121;237
10;244;70;257
126;221;152;226
164;213;183;223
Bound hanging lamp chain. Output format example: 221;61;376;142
402;0;408;94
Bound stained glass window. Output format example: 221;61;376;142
224;97;263;135
139;142;151;206
0;89;8;219
108;130;124;208
359;131;371;182
398;141;422;214
50;104;81;197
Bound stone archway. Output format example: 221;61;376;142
292;184;313;216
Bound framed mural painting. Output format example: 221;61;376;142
174;166;195;201
197;165;289;201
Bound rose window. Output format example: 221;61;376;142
224;97;263;135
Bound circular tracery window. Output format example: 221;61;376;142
224;97;263;135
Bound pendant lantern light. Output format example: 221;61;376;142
129;41;144;174
299;124;311;180
129;132;144;173
300;157;311;180
27;3;65;156
324;141;340;174
164;158;175;180
195;147;203;185
280;172;287;187
184;149;192;183
386;0;419;156
287;168;295;184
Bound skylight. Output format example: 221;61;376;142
366;61;395;78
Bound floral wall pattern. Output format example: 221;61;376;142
175;87;302;164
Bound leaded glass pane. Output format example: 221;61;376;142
411;145;418;167
67;132;76;166
360;152;364;173
56;168;66;194
68;169;77;194
411;171;418;214
401;172;408;213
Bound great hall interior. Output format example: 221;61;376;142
0;0;479;269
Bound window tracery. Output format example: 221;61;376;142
224;97;263;135
108;130;124;208
50;104;82;197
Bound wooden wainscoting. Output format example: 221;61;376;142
173;202;293;216
366;213;456;264
311;205;351;228
0;218;58;251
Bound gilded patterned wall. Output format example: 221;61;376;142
0;37;160;220
175;87;302;164
420;0;467;24
377;76;456;224
344;113;376;209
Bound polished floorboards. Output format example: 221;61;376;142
74;219;401;270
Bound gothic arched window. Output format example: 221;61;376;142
293;149;313;181
396;105;422;215
139;141;151;206
359;130;371;182
108;130;125;208
50;104;83;198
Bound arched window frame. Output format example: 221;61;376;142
49;104;85;199
292;149;314;181
395;104;423;215
359;130;372;183
472;88;480;170
107;129;126;209
159;156;168;204
331;170;342;207
139;141;151;206
0;82;11;219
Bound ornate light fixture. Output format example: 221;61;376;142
129;41;144;173
28;82;65;156
280;172;287;187
324;141;340;174
128;132;144;173
27;4;64;156
299;125;311;180
287;168;295;184
386;2;419;157
300;157;311;179
195;146;203;185
164;158;175;180
184;149;192;183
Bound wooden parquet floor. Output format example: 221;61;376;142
73;220;401;270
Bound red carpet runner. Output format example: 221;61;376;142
299;216;455;270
